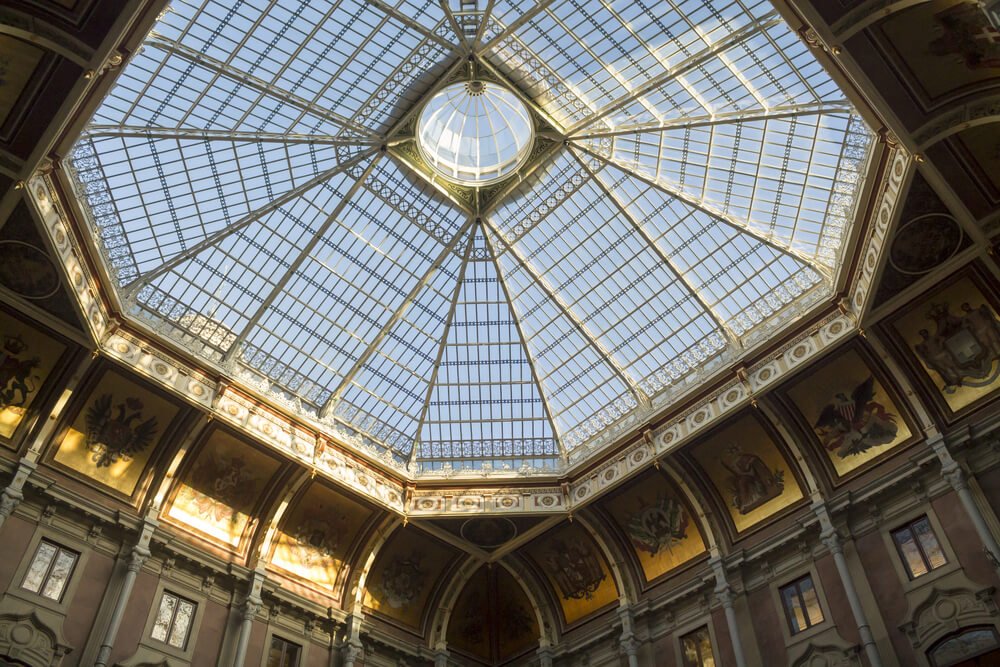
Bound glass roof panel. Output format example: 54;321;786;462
491;151;724;391
588;158;823;334
603;111;871;266
68;0;876;473
418;228;559;470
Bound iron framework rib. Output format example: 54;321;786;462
222;155;383;366
476;0;557;53
144;35;377;139
572;149;742;350
563;12;783;136
481;217;649;409
572;141;832;280
363;0;458;48
481;225;564;458
83;125;381;145
121;147;378;297
320;216;478;419
408;224;477;467
571;102;855;139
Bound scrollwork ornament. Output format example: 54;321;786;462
240;597;262;622
942;462;969;492
127;545;150;573
0;487;23;520
619;636;642;657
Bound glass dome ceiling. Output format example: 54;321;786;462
418;81;534;185
68;0;874;475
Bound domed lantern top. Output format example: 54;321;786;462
416;81;534;186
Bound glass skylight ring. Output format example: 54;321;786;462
417;81;535;186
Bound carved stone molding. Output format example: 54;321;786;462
913;93;1000;150
900;586;999;649
0;610;72;665
790;642;862;667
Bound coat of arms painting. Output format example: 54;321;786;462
166;429;283;547
603;469;706;582
270;481;375;595
522;521;618;626
363;525;459;631
52;369;179;496
784;346;913;477
0;310;65;443
893;276;1000;413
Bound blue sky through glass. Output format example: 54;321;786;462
69;0;874;472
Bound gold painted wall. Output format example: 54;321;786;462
893;276;1000;413
270;481;374;597
166;430;282;546
53;369;178;496
785;347;912;477
363;525;458;631
521;521;618;626
0;310;65;441
602;469;706;582
689;414;803;533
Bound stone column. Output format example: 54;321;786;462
341;641;364;667
94;520;156;667
711;558;747;667
232;570;265;667
536;644;554;667
342;613;365;667
942;461;1000;571
0;458;36;531
617;606;641;667
815;505;883;667
433;648;450;667
619;637;641;667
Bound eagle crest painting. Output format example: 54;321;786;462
813;376;898;459
85;393;159;467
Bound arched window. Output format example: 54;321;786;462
928;626;1000;666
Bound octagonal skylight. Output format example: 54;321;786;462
418;81;534;185
68;0;874;475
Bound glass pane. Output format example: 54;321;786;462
698;630;715;667
151;593;177;641
914;519;948;571
799;578;825;627
40;549;77;601
268;637;301;667
893;527;929;579
168;599;196;648
21;542;57;594
681;626;714;667
267;637;285;667
681;634;701;667
285;642;301;667
781;584;805;633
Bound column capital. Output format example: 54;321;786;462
619;636;641;657
126;545;150;573
820;527;844;555
239;596;262;622
0;487;23;519
942;462;969;492
342;641;364;661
